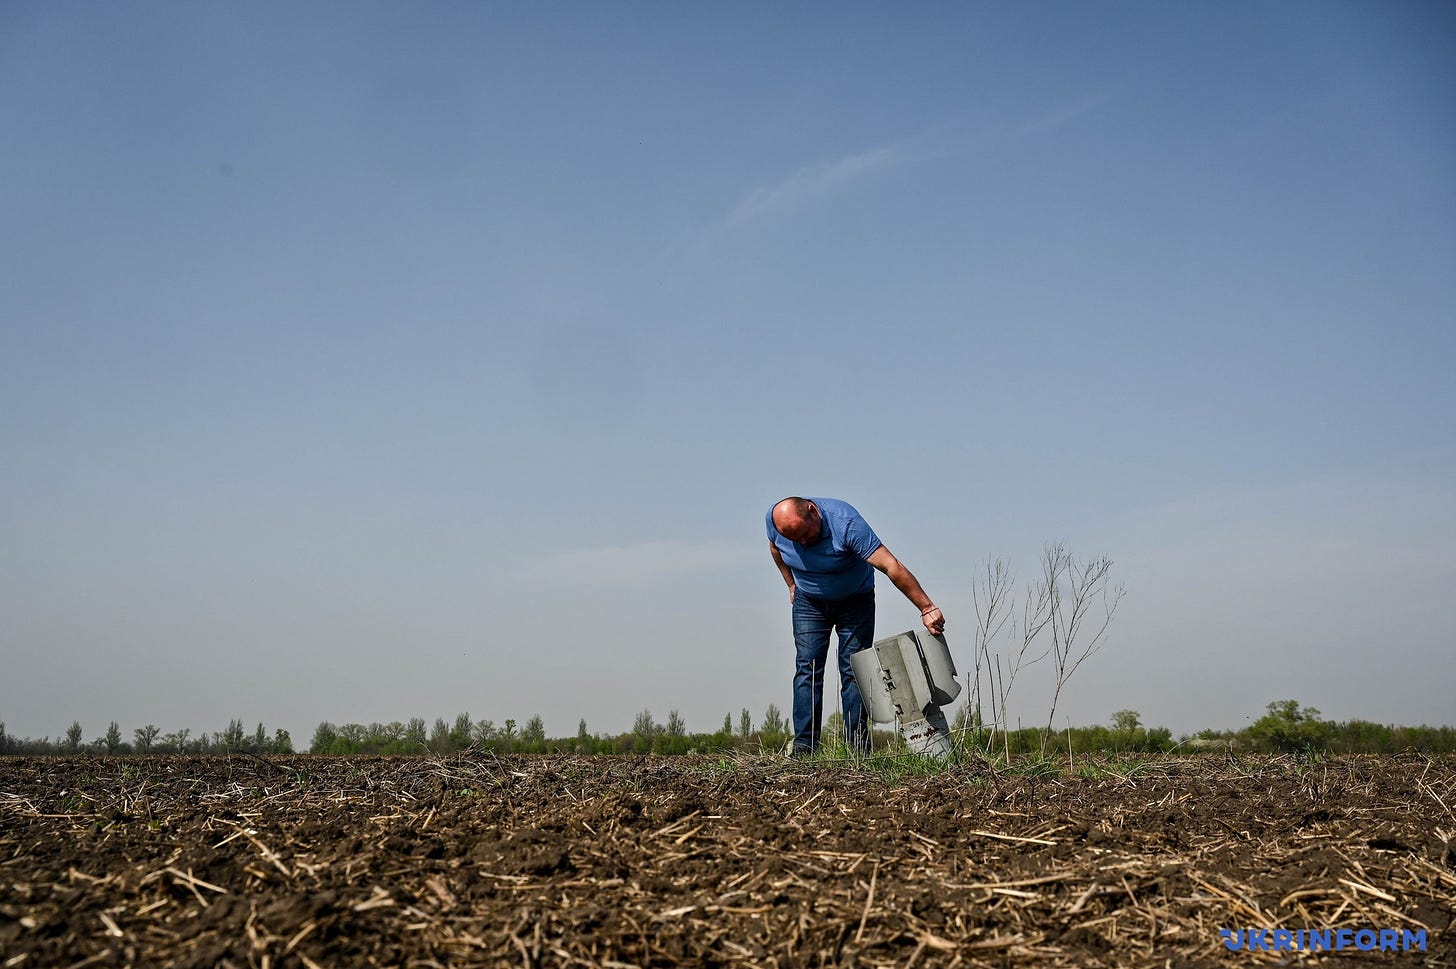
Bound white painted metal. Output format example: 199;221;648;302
850;629;962;760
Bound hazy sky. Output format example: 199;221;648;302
3;2;1452;747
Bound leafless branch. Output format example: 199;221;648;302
1043;543;1125;741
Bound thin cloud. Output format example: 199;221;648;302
725;144;903;227
648;141;912;267
1015;93;1113;137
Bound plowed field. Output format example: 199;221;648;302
2;755;1452;967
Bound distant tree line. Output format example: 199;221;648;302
951;701;1456;758
954;707;1181;757
306;706;797;756
1191;700;1456;755
0;719;293;756
3;700;1452;757
302;700;1456;757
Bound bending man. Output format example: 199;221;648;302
766;496;945;756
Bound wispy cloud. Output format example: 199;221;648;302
724;144;904;228
1015;93;1113;137
529;539;753;589
646;141;914;267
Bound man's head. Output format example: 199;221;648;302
772;496;823;545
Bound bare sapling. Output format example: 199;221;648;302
991;568;1055;760
963;557;1014;754
1041;542;1125;747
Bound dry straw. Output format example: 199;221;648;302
0;753;1451;967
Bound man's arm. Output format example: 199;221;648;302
865;545;945;634
768;542;796;602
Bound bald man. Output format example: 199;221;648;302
766;496;945;756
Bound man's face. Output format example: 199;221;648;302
778;502;823;545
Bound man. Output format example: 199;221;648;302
766;496;945;756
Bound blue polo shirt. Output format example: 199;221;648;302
765;497;882;600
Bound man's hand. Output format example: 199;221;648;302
920;605;945;635
788;583;796;603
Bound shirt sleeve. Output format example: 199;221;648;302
844;513;882;560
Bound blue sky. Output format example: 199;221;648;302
2;2;1452;745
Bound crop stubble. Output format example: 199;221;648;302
1;754;1453;967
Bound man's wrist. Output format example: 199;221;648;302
920;604;939;615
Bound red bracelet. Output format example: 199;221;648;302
920;606;939;615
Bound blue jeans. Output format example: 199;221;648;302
791;589;874;754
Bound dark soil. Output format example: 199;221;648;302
1;754;1452;967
